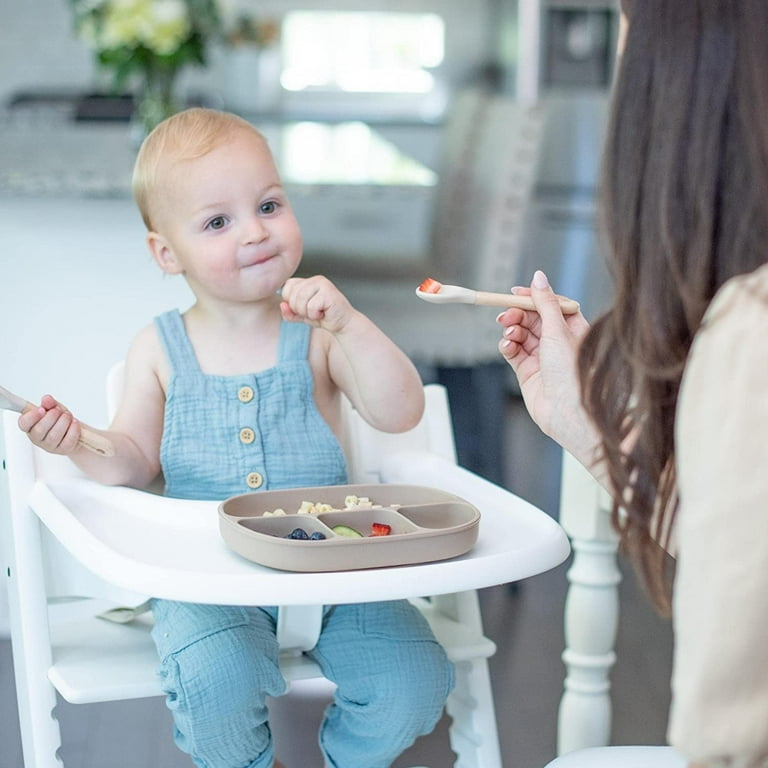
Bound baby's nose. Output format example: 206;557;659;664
242;217;268;244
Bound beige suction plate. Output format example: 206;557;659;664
218;483;480;572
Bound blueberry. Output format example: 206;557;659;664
310;531;327;540
285;527;310;540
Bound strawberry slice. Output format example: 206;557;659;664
370;522;392;537
418;277;442;294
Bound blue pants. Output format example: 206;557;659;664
150;599;455;768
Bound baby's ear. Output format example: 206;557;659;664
147;232;183;275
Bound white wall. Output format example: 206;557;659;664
0;198;195;426
2;1;93;105
0;196;195;633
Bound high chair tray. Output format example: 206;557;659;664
218;483;480;572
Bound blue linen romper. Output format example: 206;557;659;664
150;310;454;768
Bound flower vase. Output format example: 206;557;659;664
135;64;181;140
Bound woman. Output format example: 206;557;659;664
497;1;768;766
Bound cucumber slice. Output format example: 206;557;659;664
331;524;364;538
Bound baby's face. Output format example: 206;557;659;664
150;128;303;304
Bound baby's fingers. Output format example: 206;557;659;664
18;404;47;434
21;401;79;454
281;278;324;319
41;410;78;450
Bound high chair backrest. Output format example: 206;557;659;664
1;408;148;608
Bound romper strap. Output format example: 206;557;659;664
277;321;310;363
154;309;201;374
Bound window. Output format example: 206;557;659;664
278;121;437;185
281;11;444;96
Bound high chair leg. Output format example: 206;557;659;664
426;592;502;768
4;498;64;767
446;656;502;768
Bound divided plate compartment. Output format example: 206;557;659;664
218;484;480;572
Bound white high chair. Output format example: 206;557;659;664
1;369;570;768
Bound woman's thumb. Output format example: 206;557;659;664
532;269;553;292
530;270;572;330
530;269;556;305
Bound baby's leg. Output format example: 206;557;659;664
308;600;454;768
151;600;287;768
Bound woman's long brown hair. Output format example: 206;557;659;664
579;0;768;613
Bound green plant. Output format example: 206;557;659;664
69;0;222;93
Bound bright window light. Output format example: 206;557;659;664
279;122;437;186
281;12;444;94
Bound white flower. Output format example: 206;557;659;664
87;0;192;55
100;0;151;49
142;0;192;55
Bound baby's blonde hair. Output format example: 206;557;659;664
132;107;266;230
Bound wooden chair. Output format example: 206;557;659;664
1;370;569;768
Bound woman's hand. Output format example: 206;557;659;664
497;270;599;467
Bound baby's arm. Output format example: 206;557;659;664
17;324;166;489
281;275;424;432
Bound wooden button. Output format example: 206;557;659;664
246;472;263;489
238;386;254;403
239;427;255;445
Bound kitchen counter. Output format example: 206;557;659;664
0;108;436;276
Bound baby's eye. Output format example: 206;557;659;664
260;201;278;215
207;216;227;230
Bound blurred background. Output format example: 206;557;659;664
1;0;617;479
0;2;674;766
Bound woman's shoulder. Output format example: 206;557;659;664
702;261;768;329
686;262;768;376
680;263;768;430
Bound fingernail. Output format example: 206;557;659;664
501;339;511;349
533;270;550;289
495;312;505;323
503;325;514;337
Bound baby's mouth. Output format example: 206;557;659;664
240;252;276;269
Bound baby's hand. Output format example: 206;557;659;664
18;394;82;455
280;276;355;334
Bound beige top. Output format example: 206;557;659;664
671;262;768;767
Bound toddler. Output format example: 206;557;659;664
19;107;454;768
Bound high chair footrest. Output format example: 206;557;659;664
417;603;497;661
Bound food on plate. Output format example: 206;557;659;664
331;524;364;538
370;522;392;536
283;528;327;541
262;495;399;541
297;500;334;515
332;522;393;538
262;495;382;517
